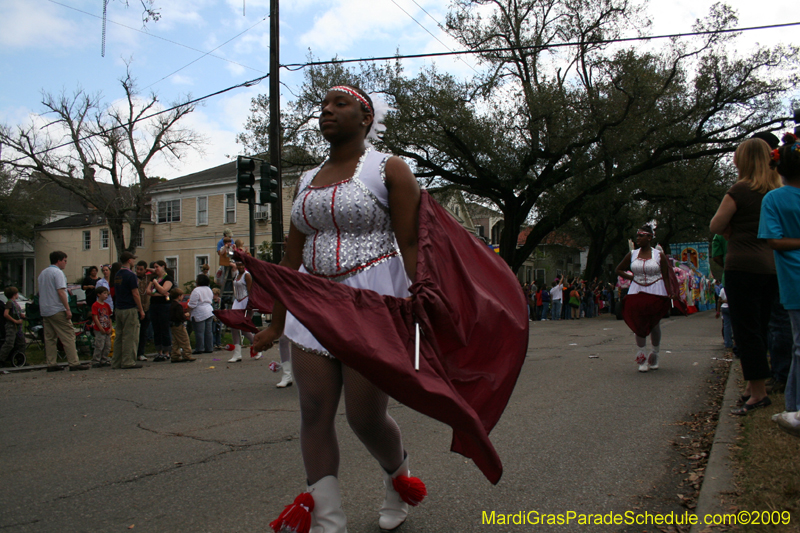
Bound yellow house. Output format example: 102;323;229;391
34;159;296;290
34;213;154;286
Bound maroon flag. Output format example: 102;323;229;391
234;191;528;484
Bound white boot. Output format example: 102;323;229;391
379;455;426;530
228;344;242;363
636;348;648;372
308;475;347;533
276;360;293;388
648;346;660;370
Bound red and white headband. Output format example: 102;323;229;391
330;86;373;113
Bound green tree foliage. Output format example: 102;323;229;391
0;165;52;242
239;1;798;273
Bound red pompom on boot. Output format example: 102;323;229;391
270;492;314;533
379;455;426;530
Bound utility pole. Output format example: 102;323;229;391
268;0;283;263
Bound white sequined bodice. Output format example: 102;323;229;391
631;248;663;286
291;150;399;281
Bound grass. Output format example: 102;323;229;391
732;389;800;532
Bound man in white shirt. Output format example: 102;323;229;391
550;279;563;321
37;251;90;372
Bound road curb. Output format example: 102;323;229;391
690;360;739;532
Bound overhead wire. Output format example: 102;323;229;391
7;19;799;163
282;21;800;69
6;76;268;164
386;0;479;73
46;0;267;74
142;14;271;89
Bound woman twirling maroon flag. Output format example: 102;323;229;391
228;190;527;484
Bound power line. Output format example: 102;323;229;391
142;14;270;90
6;75;268;164
46;0;267;74
387;0;478;73
7;20;799;163
282;21;800;69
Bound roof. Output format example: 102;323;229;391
35;212;106;230
151;159;306;193
151;160;235;191
517;227;580;248
35;212;153;231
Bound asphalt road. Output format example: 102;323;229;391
0;311;726;532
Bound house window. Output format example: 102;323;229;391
197;196;208;226
195;255;209;276
165;256;178;286
134;228;144;248
535;269;546;283
225;194;236;224
100;228;109;249
82;230;91;250
157;199;181;223
475;225;484;238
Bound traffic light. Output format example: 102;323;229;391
236;156;256;203
259;161;280;205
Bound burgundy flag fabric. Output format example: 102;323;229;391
213;309;259;334
231;191;528;484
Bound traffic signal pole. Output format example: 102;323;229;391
269;0;283;263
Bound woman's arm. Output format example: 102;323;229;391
187;290;199;309
154;278;173;296
245;272;252;294
615;252;633;280
385;156;421;281
710;194;737;237
766;238;800;251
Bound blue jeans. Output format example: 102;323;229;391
213;319;221;347
541;302;550;320
192;316;214;353
786;310;800;412
768;297;792;383
721;307;733;348
551;300;561;320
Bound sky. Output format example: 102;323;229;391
1;0;797;182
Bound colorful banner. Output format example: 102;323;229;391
672;242;710;278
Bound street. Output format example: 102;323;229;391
0;311;726;532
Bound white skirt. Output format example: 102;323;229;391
232;296;248;310
284;255;411;357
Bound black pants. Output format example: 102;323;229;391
725;270;778;381
137;309;151;357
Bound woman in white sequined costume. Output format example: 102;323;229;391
616;225;678;372
226;259;262;363
253;86;425;533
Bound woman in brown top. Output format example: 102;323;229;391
710;138;782;415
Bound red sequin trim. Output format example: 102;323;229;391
309;251;399;280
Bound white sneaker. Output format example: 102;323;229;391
774;411;800;438
648;352;659;370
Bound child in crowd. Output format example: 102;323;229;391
759;132;800;437
91;286;113;368
212;288;222;349
233;239;248;255
1;286;26;364
169;288;196;363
